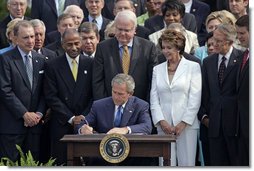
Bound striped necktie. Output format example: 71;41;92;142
25;55;33;88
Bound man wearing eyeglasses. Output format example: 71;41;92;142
0;0;31;49
93;10;157;103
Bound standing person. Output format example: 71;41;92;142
235;15;249;166
150;29;201;166
83;0;111;41
45;13;75;56
93;10;157;102
63;5;84;29
137;0;157;26
31;0;80;33
44;28;93;165
0;20;46;162
0;0;30;49
30;19;57;60
78;22;100;58
198;23;243;166
228;0;248;19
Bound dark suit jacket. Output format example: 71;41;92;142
31;0;81;33
93;36;158;101
39;47;57;60
83;16;111;41
198;48;243;138
75;96;152;134
44;54;93;128
157;52;201;65
45;31;61;46
0;47;46;134
190;0;210;46
144;13;197;34
135;25;151;40
0;16;31;48
236;52;249;139
45;40;65;57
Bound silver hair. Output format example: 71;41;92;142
30;19;46;32
111;74;135;93
215;23;236;42
114;10;137;28
63;5;84;19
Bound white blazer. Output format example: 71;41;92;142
150;57;201;130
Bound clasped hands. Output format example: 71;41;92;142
23;112;42;127
159;120;187;136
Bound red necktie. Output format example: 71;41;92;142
241;49;249;71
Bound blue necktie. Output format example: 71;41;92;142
25;55;33;88
114;105;122;127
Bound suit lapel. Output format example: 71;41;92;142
222;48;239;83
111;38;123;73
171;58;187;85
58;56;76;92
129;37;139;75
12;48;32;91
73;55;89;102
105;98;116;128
120;97;135;127
31;52;41;92
46;0;57;16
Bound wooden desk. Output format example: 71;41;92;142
61;134;176;166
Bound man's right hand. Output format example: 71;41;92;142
202;117;209;128
80;124;94;134
23;112;41;127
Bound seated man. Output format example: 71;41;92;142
75;73;152;135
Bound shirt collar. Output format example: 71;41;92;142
66;53;80;65
219;46;233;61
18;46;32;58
118;40;133;49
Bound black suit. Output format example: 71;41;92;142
198;47;243;165
31;0;81;33
39;47;57;60
44;54;93;165
135;25;151;40
93;36;157;102
236;50;249;166
45;31;61;46
0;16;31;48
0;47;46;161
190;0;211;46
45;40;65;57
144;13;197;34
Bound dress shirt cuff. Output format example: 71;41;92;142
201;114;208;122
36;112;43;117
127;126;131;134
78;128;82;135
68;116;75;124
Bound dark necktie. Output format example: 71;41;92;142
218;56;226;87
241;49;249;71
92;18;97;24
114;105;123;127
25;55;33;88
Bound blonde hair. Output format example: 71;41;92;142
6;18;22;39
206;10;237;27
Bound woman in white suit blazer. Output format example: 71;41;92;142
150;29;202;166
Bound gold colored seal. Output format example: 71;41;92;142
99;133;130;163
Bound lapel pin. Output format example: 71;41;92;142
129;110;133;113
192;9;196;12
84;70;87;74
233;60;236;63
36;60;38;63
45;57;49;60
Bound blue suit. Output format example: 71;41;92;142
75;96;152;135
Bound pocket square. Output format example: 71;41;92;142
39;70;44;74
84;70;87;74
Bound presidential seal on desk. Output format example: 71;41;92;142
99;133;130;163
